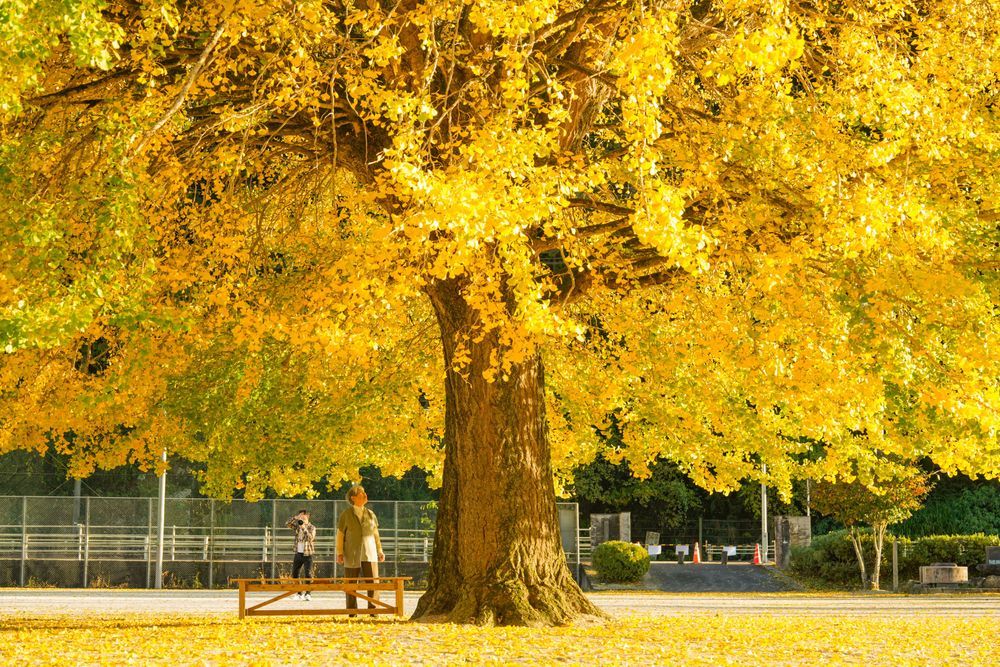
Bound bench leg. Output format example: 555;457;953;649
395;580;404;618
239;581;246;620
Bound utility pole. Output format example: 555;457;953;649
72;478;83;525
154;448;167;589
761;463;768;563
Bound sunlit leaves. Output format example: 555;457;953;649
0;0;123;117
2;612;1000;665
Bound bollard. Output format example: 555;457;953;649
677;551;685;565
721;549;729;566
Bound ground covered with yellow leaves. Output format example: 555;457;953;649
1;613;997;665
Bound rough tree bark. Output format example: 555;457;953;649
411;278;604;626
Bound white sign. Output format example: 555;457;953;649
647;545;662;556
724;546;737;556
675;545;689;556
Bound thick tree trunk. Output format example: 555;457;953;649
411;279;604;626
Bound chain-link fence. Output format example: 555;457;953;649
0;497;579;588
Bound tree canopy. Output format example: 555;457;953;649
2;0;1000;623
4;0;998;493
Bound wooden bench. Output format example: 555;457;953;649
234;577;411;619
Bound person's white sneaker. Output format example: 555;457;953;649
303;592;311;602
294;592;303;600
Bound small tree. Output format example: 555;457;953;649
812;471;931;590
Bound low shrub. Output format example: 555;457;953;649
790;530;874;586
790;531;1000;587
898;534;1000;575
592;540;650;583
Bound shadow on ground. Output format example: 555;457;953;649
588;562;800;593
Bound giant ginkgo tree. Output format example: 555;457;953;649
2;0;1000;625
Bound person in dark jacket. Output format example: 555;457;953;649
285;509;316;601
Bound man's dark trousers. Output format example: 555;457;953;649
344;561;376;610
292;553;313;579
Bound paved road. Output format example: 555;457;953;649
587;563;798;593
2;589;998;617
641;562;797;592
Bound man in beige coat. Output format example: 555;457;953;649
336;485;384;614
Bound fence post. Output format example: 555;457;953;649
82;497;90;588
270;500;277;579
574;503;581;579
393;501;399;577
19;497;27;586
208;499;215;589
892;538;899;593
332;501;340;579
147;497;153;588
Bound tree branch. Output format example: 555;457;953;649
133;20;229;155
566;197;635;216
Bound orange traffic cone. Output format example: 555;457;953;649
692;542;701;564
752;543;762;565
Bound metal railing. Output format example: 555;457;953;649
578;531;777;563
0;524;437;562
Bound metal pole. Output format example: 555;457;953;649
82;497;90;587
574;503;581;581
806;479;811;519
393;501;399;577
146;497;153;588
155;448;167;589
270;500;278;578
19;496;27;586
72;479;82;525
761;464;768;563
333;501;340;578
698;517;703;550
208;499;215;588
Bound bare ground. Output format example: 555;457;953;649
2;587;998;618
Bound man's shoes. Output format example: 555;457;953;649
303;592;311;602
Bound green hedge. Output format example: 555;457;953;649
790;530;1000;586
592;540;650;583
896;486;1000;537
